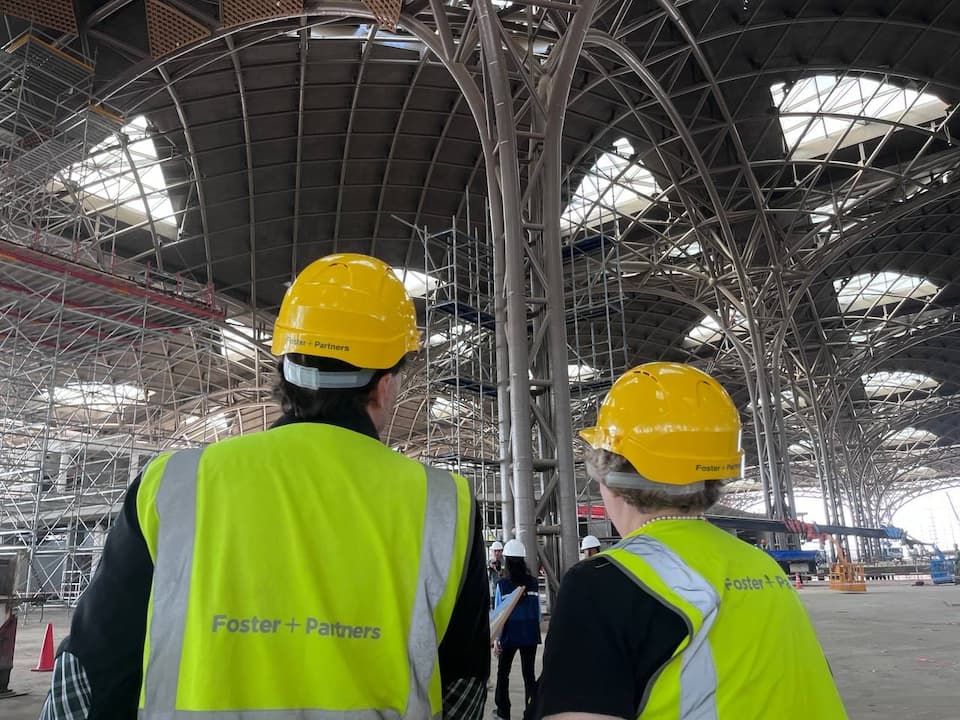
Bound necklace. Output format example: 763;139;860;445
636;514;705;531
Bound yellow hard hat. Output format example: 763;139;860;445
579;362;743;487
271;253;420;369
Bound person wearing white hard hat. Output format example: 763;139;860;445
580;534;601;558
492;539;541;720
489;540;505;607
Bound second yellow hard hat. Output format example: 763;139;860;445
579;362;743;487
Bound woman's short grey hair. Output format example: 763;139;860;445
584;446;724;513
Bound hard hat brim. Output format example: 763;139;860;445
579;426;603;447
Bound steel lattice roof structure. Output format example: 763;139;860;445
1;0;959;599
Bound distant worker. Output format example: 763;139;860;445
40;254;490;719
580;534;601;558
536;363;847;719
493;539;541;720
489;540;505;606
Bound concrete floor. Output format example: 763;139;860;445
3;583;959;719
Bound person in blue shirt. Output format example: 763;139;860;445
492;539;541;720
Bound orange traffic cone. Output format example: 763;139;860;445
794;572;803;590
31;623;55;672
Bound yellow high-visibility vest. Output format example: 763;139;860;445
135;422;475;719
603;519;848;719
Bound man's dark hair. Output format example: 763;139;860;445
272;353;406;421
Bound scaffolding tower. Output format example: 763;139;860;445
418;224;501;538
404;218;633;554
563;231;629;542
0;32;275;606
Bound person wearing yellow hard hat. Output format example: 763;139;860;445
535;363;847;720
40;254;490;720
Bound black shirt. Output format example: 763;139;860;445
534;556;688;719
59;409;489;717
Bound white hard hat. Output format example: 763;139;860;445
490;541;504;551
503;539;526;558
580;535;601;551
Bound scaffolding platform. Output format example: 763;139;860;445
0;238;224;335
436;375;497;397
428;452;500;467
434;300;496;329
0;34;109;189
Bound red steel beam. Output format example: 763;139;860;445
0;239;225;322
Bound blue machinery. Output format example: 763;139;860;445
706;515;957;585
922;546;957;585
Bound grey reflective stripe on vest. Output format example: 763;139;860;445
406;465;459;718
144;448;203;716
140;451;456;720
614;535;721;720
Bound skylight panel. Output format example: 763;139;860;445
430;397;472;420
834;272;939;313
51;115;178;239
180;412;232;443
44;382;145;411
883;426;938;447
568;363;598;382
862;370;938;398
392;268;442;298
684;312;748;348
746;391;807;414
222;317;272;363
185;413;229;432
561;138;658;234
808;197;862;242
771;75;948;159
427;323;475;358
686;315;723;346
780;391;808;409
847;308;949;345
666;241;703;260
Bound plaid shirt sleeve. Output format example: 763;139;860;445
39;652;92;720
38;649;485;720
443;676;487;720
37;650;484;720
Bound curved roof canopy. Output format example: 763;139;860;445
0;0;959;526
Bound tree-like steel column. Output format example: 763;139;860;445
471;0;597;575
